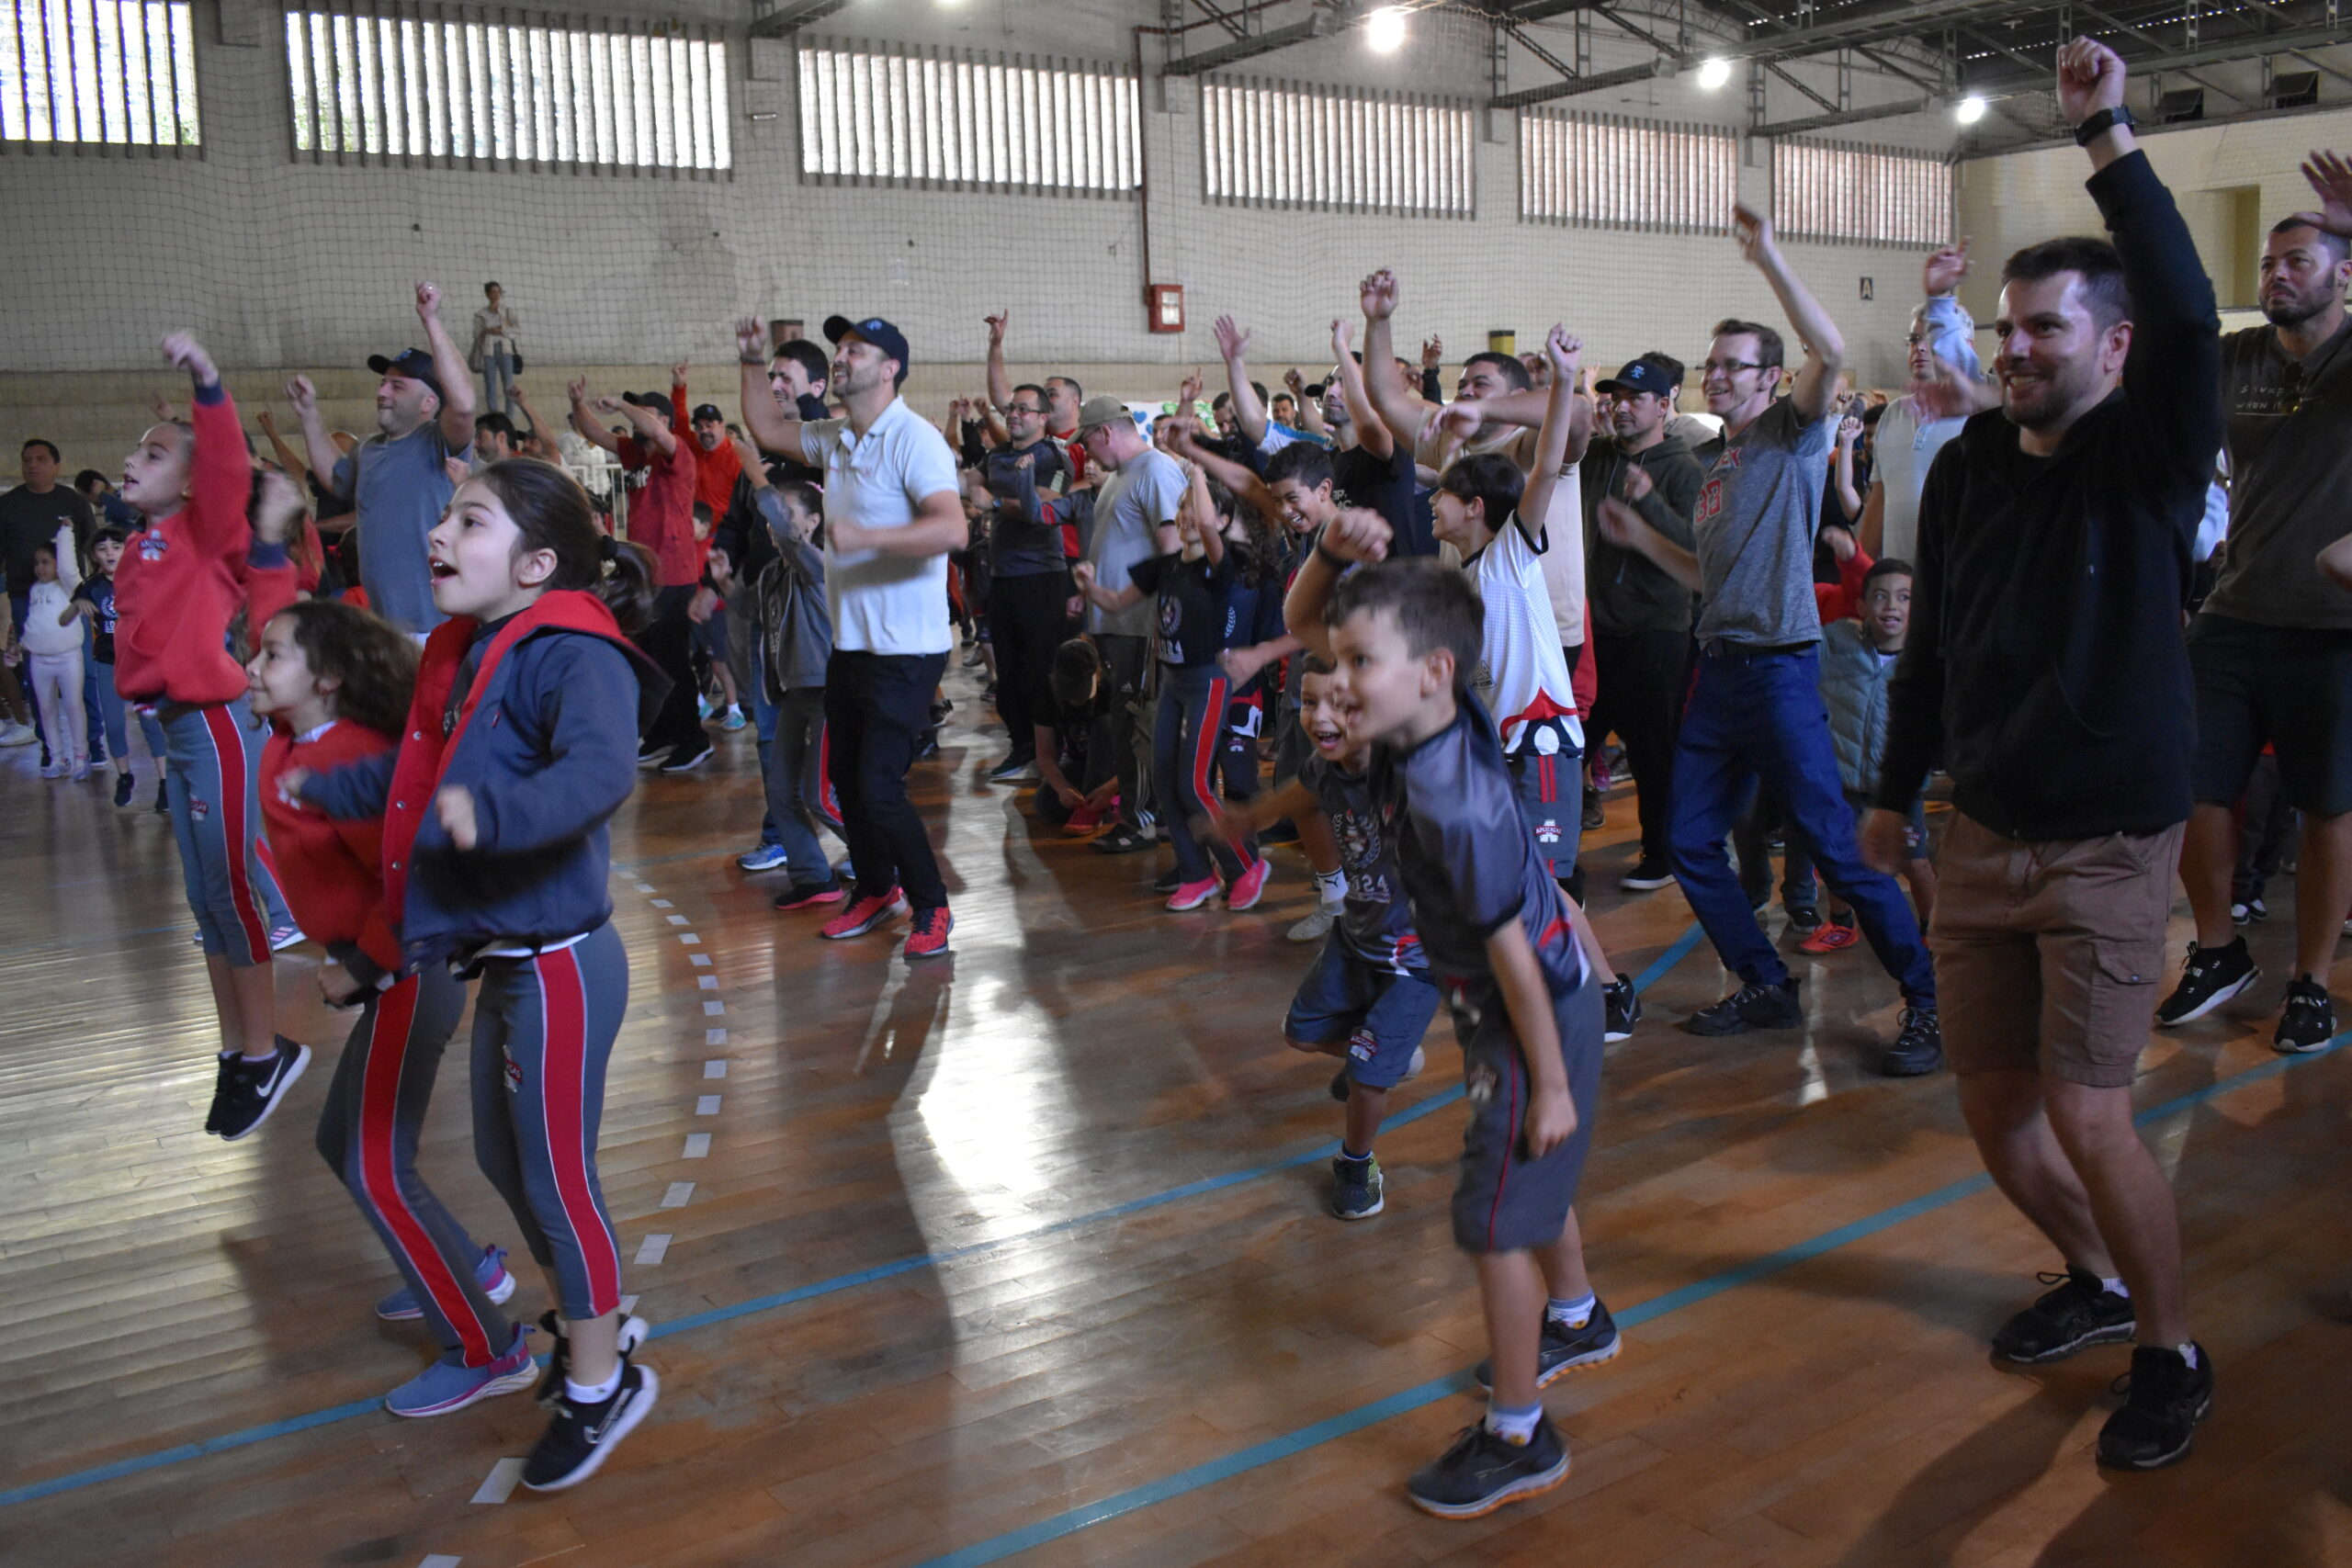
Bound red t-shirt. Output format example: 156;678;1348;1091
618;433;700;588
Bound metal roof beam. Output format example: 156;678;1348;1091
747;0;852;39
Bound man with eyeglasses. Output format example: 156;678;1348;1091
983;309;1092;491
2158;152;2352;1053
1595;207;1939;1075
970;383;1074;785
1578;354;1704;895
1860;244;1989;562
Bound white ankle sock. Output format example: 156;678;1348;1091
2100;1277;2130;1299
2177;1342;2199;1369
1314;869;1347;908
1546;1293;1595;1328
565;1365;623;1404
1485;1400;1542;1444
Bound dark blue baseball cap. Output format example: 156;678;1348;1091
1594;356;1679;397
366;347;445;402
823;314;911;371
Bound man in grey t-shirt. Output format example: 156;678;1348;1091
291;282;477;637
1068;395;1183;852
1596;207;1937;1073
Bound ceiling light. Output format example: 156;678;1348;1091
1697;57;1733;90
1366;6;1407;52
1955;94;1987;123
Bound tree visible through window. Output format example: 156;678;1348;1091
1;0;199;149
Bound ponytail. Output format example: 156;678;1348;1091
594;531;658;634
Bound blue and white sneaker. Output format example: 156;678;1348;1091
385;1325;537;1417
377;1245;517;1322
736;842;790;873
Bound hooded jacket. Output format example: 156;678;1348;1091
1579;432;1704;637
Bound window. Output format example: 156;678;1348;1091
1772;139;1951;246
1519;110;1731;232
1203;76;1474;218
284;6;729;173
797;40;1138;195
1;0;198;150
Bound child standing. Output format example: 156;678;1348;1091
65;528;136;803
116;333;305;1140
1300;546;1619;1519
245;518;533;1416
290;457;663;1490
20;542;87;780
1208;657;1439;1220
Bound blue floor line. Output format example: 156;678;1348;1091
909;1028;2352;1568
0;925;1707;1512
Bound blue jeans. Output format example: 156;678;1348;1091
85;639;122;764
480;349;515;416
759;682;832;883
1667;646;1934;1002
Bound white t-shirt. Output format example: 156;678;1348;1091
1468;512;1581;752
799;397;962;657
1871;395;1966;562
1531;462;1583;649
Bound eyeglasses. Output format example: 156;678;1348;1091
1903;333;1928;348
1004;403;1046;416
1699;359;1763;377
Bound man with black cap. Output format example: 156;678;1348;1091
735;310;967;960
288;281;476;637
569;371;706;770
1580;353;1704;893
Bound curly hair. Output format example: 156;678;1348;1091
270;600;420;738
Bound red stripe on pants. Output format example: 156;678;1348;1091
1192;675;1228;834
357;976;497;1364
534;946;622;1317
1487;1054;1521;1250
200;704;269;962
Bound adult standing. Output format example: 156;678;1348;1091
469;282;520;417
983;310;1091;489
1069;396;1187;855
971;383;1071;785
735;311;966;960
290;282;475;638
1594;209;1939;1074
1865;39;2220;1471
2157;156;2352;1053
1860;245;1986;561
1;438;93;752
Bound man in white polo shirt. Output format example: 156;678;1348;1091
736;311;967;959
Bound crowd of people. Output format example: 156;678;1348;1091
14;35;2352;1520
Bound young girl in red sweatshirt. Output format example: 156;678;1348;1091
245;487;532;1416
116;333;304;1140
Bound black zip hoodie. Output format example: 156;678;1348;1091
1875;149;2220;840
1579;431;1706;637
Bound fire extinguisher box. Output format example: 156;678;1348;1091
1148;284;1185;333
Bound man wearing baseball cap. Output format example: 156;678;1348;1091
735;310;967;959
1582;353;1707;893
286;282;477;637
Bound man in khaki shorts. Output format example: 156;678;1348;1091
1862;39;2217;1472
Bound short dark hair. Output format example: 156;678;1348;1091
1264;442;1333;491
1009;383;1051;412
1324;557;1482;689
2002;236;2132;329
1046;374;1085;400
775;339;830;387
20;438;59;462
485;280;502;293
692;500;715;524
1711;320;1785;374
93;525;128;548
1463;351;1533;392
1634;351;1686;389
1435;451;1524;524
1299;652;1335;678
474;412;518;441
1050;635;1105;712
2271;213;2351;265
74;468;110;493
1864;557;1914;587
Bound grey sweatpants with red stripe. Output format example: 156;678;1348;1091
470;921;629;1323
316;964;516;1367
156;695;275;966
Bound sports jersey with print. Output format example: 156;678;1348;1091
1300;753;1426;976
1466;511;1581;753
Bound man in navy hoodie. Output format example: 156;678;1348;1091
1865;38;2220;1472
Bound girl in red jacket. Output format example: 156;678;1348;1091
117;333;304;1140
245;503;533;1416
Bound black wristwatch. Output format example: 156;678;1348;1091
2074;106;2136;146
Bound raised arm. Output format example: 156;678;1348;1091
1283;507;1391;660
1329;318;1390;461
669;362;693;446
508;384;563;460
1185;462;1225;570
1160;414;1279;524
735;315;808;457
414;282;478;450
1519;327;1588;531
284;376;346;498
1284;367;1325;441
256;409;313;488
566;379;624;457
1833;418;1866;521
983;310;1013;410
1213;316;1271;446
1733;205;1844;422
162;333;255;561
1356;269;1429;454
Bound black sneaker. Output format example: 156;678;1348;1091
1881;1005;1942;1077
1683;978;1802;1036
2245;895;2268;922
1620;856;1675;893
1580;786;1604;831
1151;866;1182;894
202;1052;235;1134
1330;1154;1384;1220
1603;973;1640;1042
659;739;715;773
2155;938;2257;1027
1991;1268;2135;1363
1092;823;1151;855
533;1310;651;1405
153;781;170;815
2274;978;2335;1055
1474;1298;1623;1391
521;1353;660;1492
636;741;668;771
1786;904;1823;935
986;753;1035;784
1405;1417;1570;1519
929;696;955;725
213;1038;311;1141
2098;1344;2213;1471
113;771;134;807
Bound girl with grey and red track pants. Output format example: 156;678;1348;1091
294;457;666;1493
113;333;304;1142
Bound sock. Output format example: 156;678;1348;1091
1314;869;1347;909
2177;1342;2199;1370
1546;1293;1595;1329
565;1364;624;1404
1338;1145;1372;1164
1485;1400;1542;1445
2100;1277;2130;1299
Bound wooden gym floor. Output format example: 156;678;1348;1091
4;659;2350;1568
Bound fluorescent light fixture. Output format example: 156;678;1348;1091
1697;57;1733;90
1367;6;1407;52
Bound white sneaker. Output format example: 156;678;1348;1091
40;759;64;779
0;722;34;747
1287;907;1339;943
70;759;91;781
